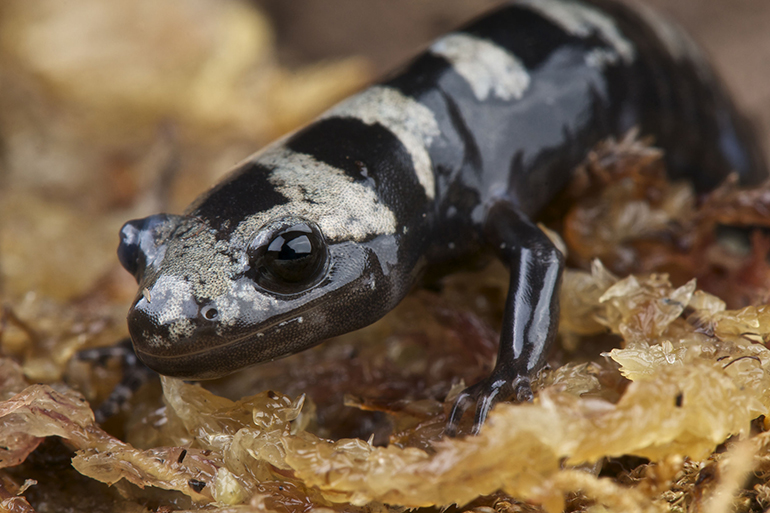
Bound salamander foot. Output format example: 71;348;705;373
77;338;157;424
445;373;533;437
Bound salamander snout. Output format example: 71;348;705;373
127;282;231;378
118;214;182;282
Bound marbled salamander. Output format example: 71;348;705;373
118;0;767;434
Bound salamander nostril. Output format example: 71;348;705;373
201;305;219;321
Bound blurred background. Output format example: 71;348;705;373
0;0;768;302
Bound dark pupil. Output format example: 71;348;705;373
269;234;312;260
264;231;320;282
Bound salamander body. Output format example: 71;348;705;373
118;0;767;433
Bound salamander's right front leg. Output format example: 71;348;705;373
446;201;564;436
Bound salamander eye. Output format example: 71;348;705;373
249;222;328;293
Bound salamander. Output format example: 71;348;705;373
117;0;767;435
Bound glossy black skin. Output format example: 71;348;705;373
119;0;767;434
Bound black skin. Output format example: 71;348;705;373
447;203;564;435
117;0;767;435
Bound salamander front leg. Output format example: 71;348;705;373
446;201;564;436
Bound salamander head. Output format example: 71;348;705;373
118;212;397;379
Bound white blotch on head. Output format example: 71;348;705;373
430;33;531;101
151;275;192;327
239;146;397;242
210;290;241;329
517;0;636;63
194;278;280;334
149;334;170;349
323;86;440;200
143;274;196;346
160;228;240;300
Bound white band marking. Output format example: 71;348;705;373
517;0;636;63
251;146;398;241
431;33;531;101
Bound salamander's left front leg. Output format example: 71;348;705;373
447;201;564;436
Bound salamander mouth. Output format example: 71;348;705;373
130;311;318;380
134;314;306;359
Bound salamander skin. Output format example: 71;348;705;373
118;0;767;434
